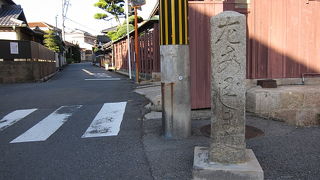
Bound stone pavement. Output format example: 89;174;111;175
135;82;320;180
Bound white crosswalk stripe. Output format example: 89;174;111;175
0;109;37;131
82;102;127;138
1;102;128;143
11;105;82;143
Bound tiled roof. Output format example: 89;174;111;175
28;21;62;32
0;5;26;27
28;22;55;29
28;22;47;28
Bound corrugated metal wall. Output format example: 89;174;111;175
189;0;320;109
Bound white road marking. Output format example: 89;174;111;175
11;105;82;143
0;109;37;131
85;78;121;81
82;102;127;138
95;73;111;78
82;69;111;78
82;69;94;76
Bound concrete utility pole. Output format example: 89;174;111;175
61;0;70;41
160;0;191;139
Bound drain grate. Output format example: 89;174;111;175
200;125;264;139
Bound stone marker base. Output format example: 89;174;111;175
193;147;263;180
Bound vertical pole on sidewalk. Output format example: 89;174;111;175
125;0;132;79
160;0;191;139
134;7;140;83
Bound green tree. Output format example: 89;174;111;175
106;15;143;41
43;30;63;53
94;0;125;23
72;44;81;63
66;44;81;63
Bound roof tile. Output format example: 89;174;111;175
0;5;25;27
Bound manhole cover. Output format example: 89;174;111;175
200;125;264;139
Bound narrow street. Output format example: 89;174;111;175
0;63;153;180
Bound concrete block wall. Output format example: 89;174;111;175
246;86;320;126
0;61;56;83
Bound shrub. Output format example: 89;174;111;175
66;58;74;64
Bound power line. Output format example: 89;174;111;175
65;17;100;34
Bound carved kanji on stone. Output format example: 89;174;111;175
210;11;247;164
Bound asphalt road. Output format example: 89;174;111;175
0;63;153;180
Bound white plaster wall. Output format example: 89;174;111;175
0;32;18;40
65;33;93;50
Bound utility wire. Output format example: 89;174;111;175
65;17;101;34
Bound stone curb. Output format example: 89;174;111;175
38;70;58;82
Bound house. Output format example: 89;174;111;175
64;29;96;61
29;21;69;69
0;0;42;42
28;22;61;33
101;26;117;35
28;22;62;39
0;0;58;83
93;35;112;67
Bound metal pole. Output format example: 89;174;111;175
125;0;132;79
134;7;139;83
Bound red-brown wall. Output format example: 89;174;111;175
113;0;320;109
189;0;320;109
113;23;160;75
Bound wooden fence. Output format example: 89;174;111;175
247;0;320;79
0;40;56;61
189;0;320;109
0;40;57;83
112;0;320;109
113;23;160;78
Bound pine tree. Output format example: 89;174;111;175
107;15;143;41
93;0;125;23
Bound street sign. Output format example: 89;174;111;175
130;0;146;7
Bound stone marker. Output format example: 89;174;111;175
193;11;263;180
210;10;247;164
